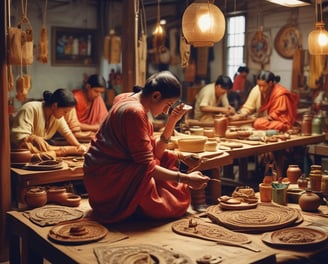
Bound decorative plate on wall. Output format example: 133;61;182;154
249;30;272;65
274;25;302;59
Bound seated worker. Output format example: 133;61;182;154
194;75;236;122
11;88;87;158
231;70;299;132
68;74;108;133
229;66;250;109
83;71;210;224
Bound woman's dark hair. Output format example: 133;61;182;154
142;71;182;99
43;88;76;107
215;75;233;90
237;66;249;74
257;70;281;83
86;74;106;89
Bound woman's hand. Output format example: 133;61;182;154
186;171;210;190
168;103;192;123
76;144;88;154
26;135;50;152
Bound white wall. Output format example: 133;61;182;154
246;4;314;89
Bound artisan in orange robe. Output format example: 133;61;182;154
253;70;299;132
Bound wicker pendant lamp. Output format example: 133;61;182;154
308;0;328;55
182;0;225;47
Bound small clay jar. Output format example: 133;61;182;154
298;190;321;212
214;117;228;137
25;187;47;208
286;164;302;184
46;186;67;203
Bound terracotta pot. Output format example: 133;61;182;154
11;148;33;163
286;164;301;184
46;186;67;203
25;187;47;208
298;190;321;212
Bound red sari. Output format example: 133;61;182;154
73;89;108;125
83;96;190;223
253;84;299;132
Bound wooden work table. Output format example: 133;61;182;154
11;159;84;209
222;133;326;182
6;199;328;264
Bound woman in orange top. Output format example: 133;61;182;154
70;74;108;132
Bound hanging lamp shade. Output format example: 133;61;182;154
308;0;328;55
308;22;328;55
182;1;225;47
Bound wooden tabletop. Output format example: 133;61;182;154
6;199;328;264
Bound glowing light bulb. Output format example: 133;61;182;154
318;31;328;46
198;14;213;32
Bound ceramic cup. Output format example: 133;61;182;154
259;183;272;202
272;183;288;205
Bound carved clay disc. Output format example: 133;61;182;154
262;227;328;246
206;203;301;232
93;244;193;264
24;205;84;226
171;218;250;244
48;219;108;244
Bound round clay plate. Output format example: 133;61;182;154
24;160;64;171
262;227;328;246
48;219;108;244
206;203;300;232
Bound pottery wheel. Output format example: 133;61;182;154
24;205;84;226
172;218;250;244
93;244;193;264
262;227;328;246
206;203;300;232
48;219;108;244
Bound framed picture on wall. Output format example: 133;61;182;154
51;27;98;66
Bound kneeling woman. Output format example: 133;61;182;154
84;71;209;223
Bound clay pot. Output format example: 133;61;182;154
11;148;33;163
25;187;47;208
46;186;67;203
286;164;302;184
214;117;228;137
298;190;321;212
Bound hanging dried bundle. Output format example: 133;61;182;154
37;26;48;63
37;0;48;63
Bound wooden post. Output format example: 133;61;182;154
0;0;11;261
122;0;136;92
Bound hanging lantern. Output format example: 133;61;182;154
182;1;226;47
308;0;328;55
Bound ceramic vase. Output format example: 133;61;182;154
286;164;301;184
214;117;228;137
298;190;321;212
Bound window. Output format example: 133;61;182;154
226;15;246;80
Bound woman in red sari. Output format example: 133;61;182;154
84;71;209;223
253;70;299;132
